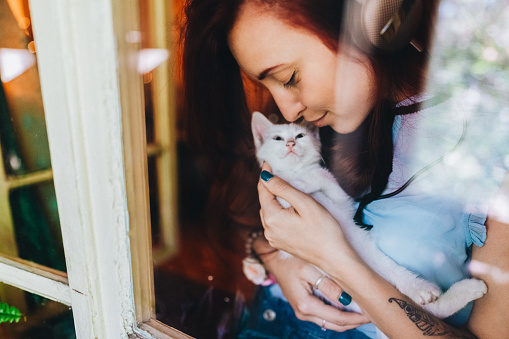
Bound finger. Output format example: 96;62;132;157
261;161;273;173
307;313;367;333
310;270;352;308
315;275;351;307
307;273;369;326
308;304;370;330
257;180;285;215
293;296;369;330
258;163;311;212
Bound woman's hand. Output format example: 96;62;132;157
257;162;352;268
254;237;369;331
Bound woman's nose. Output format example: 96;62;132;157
272;91;305;122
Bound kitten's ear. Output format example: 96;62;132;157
251;111;273;149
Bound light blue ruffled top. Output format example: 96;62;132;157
353;95;506;338
362;96;495;328
269;95;507;338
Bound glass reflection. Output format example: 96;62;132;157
142;0;259;336
9;182;65;272
0;0;65;272
0;283;75;339
147;0;509;338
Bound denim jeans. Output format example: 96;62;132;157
234;286;371;339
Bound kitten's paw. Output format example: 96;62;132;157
418;282;442;305
448;278;487;301
404;279;442;305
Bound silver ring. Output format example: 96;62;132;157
321;319;327;331
314;274;326;290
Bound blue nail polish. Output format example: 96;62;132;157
338;292;352;306
260;170;274;182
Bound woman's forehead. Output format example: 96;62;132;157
228;5;320;76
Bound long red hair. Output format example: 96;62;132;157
180;0;439;237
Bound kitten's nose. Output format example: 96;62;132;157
286;140;295;148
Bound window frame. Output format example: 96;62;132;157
25;0;185;337
16;0;509;337
13;0;509;337
29;0;138;336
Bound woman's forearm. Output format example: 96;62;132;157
320;240;477;339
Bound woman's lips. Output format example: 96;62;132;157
310;113;327;127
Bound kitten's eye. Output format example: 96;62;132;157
273;136;283;141
296;133;305;139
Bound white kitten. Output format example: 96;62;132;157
251;111;487;320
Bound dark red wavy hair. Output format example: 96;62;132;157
180;0;439;235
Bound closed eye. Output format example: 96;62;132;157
273;136;283;141
283;70;297;88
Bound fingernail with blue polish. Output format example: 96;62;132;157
338;292;352;306
260;170;274;182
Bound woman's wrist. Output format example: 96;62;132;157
312;232;364;280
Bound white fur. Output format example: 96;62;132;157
251;111;487;320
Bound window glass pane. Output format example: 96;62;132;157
426;0;509;185
0;0;51;175
144;0;509;337
147;155;162;246
9;182;65;271
0;283;75;339
139;1;258;337
0;0;65;273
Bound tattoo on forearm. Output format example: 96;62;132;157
388;298;477;338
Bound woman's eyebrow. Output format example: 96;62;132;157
257;64;283;80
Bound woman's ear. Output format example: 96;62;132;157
251;111;273;149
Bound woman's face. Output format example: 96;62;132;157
228;2;376;134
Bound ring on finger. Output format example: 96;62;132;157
314;274;326;290
321;319;327;331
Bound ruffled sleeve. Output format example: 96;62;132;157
463;212;487;248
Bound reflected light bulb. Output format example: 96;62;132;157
0;48;36;82
137;48;169;74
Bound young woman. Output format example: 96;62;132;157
181;0;509;338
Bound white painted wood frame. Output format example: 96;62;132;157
27;0;193;337
29;0;138;337
0;256;70;305
20;1;509;338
